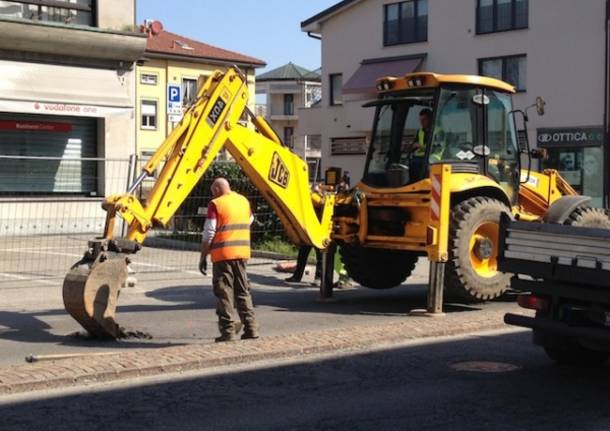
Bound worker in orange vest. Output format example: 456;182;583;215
200;178;259;342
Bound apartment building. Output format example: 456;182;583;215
300;0;610;206
0;0;146;234
136;20;265;157
256;63;322;178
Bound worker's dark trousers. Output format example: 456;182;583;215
212;259;258;336
292;246;322;281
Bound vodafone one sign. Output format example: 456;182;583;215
33;102;99;115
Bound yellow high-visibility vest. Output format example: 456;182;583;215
415;127;444;159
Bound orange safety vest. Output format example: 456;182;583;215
210;192;252;263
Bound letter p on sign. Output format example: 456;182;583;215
168;85;181;103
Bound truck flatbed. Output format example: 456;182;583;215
498;214;610;364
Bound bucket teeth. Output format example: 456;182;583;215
62;256;129;339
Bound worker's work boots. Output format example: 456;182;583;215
215;321;244;343
241;329;260;340
215;333;236;343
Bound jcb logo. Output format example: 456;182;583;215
207;97;227;127
269;152;290;189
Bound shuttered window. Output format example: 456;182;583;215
0;113;98;195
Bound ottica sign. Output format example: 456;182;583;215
537;127;603;147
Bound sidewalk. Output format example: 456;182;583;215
0;306;531;395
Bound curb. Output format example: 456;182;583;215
0;308;530;396
144;237;292;261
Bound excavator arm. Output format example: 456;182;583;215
63;67;335;338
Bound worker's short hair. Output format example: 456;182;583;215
419;108;433;118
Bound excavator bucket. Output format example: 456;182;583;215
62;255;129;339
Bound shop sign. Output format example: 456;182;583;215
537;127;603;147
33;102;99;115
0;120;72;132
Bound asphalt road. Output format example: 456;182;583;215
1;257;504;366
1;329;609;430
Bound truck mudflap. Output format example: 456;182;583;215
505;314;610;345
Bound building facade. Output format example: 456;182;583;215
0;0;147;235
255;63;322;178
300;0;610;207
136;21;265;158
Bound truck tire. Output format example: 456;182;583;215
543;337;609;366
445;197;512;302
340;245;418;289
565;206;610;229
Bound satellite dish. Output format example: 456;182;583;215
150;21;164;35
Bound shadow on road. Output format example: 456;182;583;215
0;310;181;349
144;279;482;318
1;331;609;430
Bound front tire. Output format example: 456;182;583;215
340;245;418;289
565;206;610;229
445;197;513;302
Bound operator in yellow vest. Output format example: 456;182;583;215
200;178;259;342
409;108;444;181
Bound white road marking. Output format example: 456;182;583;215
0;272;56;285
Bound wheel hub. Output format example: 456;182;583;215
474;238;494;260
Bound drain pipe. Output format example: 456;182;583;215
603;0;610;208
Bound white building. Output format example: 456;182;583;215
300;0;609;206
256;63;323;179
0;1;147;234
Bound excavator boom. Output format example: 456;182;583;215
63;67;334;338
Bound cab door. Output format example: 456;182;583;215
483;90;520;205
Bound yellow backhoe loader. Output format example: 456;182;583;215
62;67;609;339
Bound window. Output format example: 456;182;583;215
140;73;158;86
283;94;294;115
330;74;343;106
182;78;198;107
477;0;528;34
364;89;435;186
384;0;428;46
0;113;98;196
544;147;604;208
0;0;95;26
141;100;157;130
479;55;527;92
486;91;519;201
284;127;294;148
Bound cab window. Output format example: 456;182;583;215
486;90;519;201
430;87;481;163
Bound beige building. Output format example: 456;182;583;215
136;20;265;157
300;0;609;206
255;63;322;178
0;1;147;234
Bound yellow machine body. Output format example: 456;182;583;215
64;68;334;338
62;68;596;337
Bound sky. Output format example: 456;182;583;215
136;0;338;73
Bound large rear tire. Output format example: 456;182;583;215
445;197;513;303
565;206;610;229
340;245;418;289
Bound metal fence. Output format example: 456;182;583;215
0;155;286;283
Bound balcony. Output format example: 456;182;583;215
0;17;146;62
269;106;299;121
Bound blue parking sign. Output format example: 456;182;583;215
168;85;181;103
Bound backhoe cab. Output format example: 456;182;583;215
333;72;609;302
